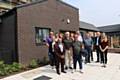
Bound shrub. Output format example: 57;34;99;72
0;61;7;76
4;64;13;74
11;62;22;72
29;59;38;68
0;61;23;76
0;61;12;76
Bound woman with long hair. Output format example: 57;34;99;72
99;33;109;67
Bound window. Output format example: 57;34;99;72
35;27;50;45
113;35;120;48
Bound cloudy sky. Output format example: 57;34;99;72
63;0;120;26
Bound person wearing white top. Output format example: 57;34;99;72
76;31;83;42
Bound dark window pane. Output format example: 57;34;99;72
35;27;50;45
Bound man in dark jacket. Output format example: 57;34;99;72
54;38;66;75
94;32;101;62
45;31;55;68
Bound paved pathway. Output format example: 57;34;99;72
2;52;120;80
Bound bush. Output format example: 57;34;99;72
11;62;22;72
0;61;7;76
0;61;23;76
0;61;12;76
29;59;38;68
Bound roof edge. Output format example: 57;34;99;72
58;0;79;10
98;24;120;28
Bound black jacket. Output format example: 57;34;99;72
94;36;101;46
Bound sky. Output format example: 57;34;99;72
63;0;120;27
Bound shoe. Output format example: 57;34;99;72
80;70;84;74
91;59;93;61
101;64;104;67
88;61;91;63
65;67;68;70
72;69;76;73
61;71;66;73
57;72;60;75
84;61;88;64
104;65;106;68
69;67;73;69
101;64;106;68
103;64;106;68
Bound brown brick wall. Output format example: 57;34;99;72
17;0;79;65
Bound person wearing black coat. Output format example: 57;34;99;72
54;38;66;75
94;32;101;62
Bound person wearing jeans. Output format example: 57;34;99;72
72;33;83;73
45;31;55;68
83;32;93;63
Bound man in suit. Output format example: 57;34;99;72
54;38;66;75
94;32;101;62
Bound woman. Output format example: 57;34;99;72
54;37;66;75
99;33;109;67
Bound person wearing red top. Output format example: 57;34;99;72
99;33;109;67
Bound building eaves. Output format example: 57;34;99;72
0;0;47;17
0;8;16;18
16;0;47;9
98;24;120;32
80;21;99;31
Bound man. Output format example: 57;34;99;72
54;38;66;75
63;32;73;70
45;31;55;68
83;32;93;63
94;32;101;62
72;33;84;73
76;31;88;63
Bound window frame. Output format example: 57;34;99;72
35;27;51;46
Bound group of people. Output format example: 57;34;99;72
45;31;109;75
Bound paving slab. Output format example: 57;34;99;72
1;52;120;80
